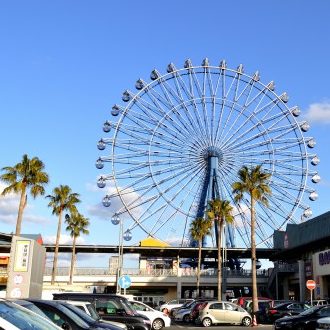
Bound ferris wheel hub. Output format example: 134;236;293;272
202;146;223;160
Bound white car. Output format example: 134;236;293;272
317;316;330;330
159;298;194;315
129;300;171;330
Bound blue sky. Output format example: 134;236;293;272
0;1;330;266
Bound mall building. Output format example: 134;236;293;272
270;210;330;301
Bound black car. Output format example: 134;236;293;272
274;304;330;330
27;299;123;330
268;301;310;322
53;292;151;330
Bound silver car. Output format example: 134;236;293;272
198;301;252;327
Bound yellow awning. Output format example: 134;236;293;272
139;236;170;247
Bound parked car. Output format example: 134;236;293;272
129;300;171;330
237;296;271;307
273;300;295;307
174;304;195;323
12;299;50;319
171;299;196;317
274;305;330;329
307;300;329;307
175;299;216;323
197;301;252;327
28;299;124;330
268;302;311;322
0;299;62;330
159;298;193;315
65;300;127;330
317;316;330;330
189;300;215;324
53;292;151;330
242;298;274;323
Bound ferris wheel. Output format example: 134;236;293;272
95;58;320;248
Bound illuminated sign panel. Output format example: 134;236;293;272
319;250;330;266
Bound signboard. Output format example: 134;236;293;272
14;240;31;272
306;279;316;290
118;275;131;289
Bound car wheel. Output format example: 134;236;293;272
183;314;190;323
152;318;164;330
202;317;212;327
242;316;251;327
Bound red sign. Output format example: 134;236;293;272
306;279;316;290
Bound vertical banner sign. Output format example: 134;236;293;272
14;240;30;272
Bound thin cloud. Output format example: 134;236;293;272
0;182;50;225
304;101;330;124
87;181;143;221
43;234;85;245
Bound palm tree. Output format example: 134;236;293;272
65;212;89;285
0;154;49;236
189;217;213;297
206;199;234;300
46;185;81;285
232;165;271;325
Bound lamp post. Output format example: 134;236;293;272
111;214;132;294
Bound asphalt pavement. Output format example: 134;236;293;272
169;322;273;330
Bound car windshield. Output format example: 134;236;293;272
42;302;90;328
86;303;101;320
182;301;194;308
119;298;136;314
62;303;97;323
300;306;318;315
0;301;61;330
15;301;50;320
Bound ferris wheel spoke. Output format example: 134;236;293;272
131;164;201;234
132;165;205;232
144;83;204;142
147;168;204;235
187;68;213;143
167;72;213;143
116;123;188;148
217;76;261;144
157;79;207;142
218;92;281;149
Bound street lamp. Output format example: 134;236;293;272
111;214;132;294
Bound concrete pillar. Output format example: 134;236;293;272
282;277;289;300
298;260;305;302
177;280;182;299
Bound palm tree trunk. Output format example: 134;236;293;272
251;196;258;325
15;187;27;236
197;239;202;297
217;218;222;300
69;235;76;285
51;211;63;285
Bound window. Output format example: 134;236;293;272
224;303;236;311
209;303;223;310
319;307;330;317
43;309;66;327
131;302;146;311
96;300;119;315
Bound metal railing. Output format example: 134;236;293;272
44;267;269;278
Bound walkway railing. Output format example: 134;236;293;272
44;267;269;278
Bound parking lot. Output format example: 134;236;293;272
168;322;273;330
